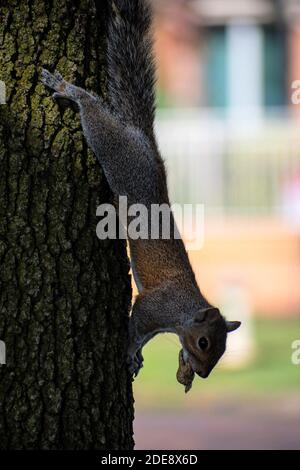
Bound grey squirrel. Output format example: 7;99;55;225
41;0;241;383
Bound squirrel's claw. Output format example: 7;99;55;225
127;350;144;377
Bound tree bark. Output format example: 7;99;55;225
0;0;134;449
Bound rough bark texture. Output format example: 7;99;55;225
0;0;134;449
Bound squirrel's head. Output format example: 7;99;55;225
179;307;241;379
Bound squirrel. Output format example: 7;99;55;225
41;0;241;383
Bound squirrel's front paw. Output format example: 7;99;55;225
127;349;144;377
41;69;66;95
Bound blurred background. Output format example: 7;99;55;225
133;0;300;450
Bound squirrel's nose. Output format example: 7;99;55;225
196;370;209;379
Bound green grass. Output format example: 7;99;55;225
133;318;300;408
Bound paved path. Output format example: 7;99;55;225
134;398;300;450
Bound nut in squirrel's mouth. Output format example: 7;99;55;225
182;348;209;379
182;348;196;370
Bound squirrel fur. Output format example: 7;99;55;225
41;0;241;381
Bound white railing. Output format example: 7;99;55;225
155;108;300;219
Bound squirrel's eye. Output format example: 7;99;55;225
198;337;209;351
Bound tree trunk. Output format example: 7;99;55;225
0;0;134;449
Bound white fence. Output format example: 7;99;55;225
155;109;300;219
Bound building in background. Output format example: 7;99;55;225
153;0;300;115
149;0;300;316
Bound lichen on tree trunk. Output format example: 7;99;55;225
0;0;134;449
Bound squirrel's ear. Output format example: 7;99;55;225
226;321;241;333
194;307;219;324
192;309;206;323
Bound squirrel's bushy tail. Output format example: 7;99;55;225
106;0;156;137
